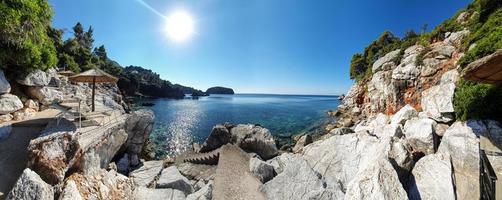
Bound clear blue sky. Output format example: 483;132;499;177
49;0;471;95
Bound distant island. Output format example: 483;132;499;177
206;86;235;94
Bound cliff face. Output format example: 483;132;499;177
340;30;468;122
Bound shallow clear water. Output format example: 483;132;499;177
142;94;339;157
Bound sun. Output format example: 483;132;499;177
164;10;195;42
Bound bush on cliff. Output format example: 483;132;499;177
350;31;401;81
454;80;502;122
458;6;502;67
0;0;58;75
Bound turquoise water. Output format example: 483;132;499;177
143;94;339;157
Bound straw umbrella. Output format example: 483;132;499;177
69;69;118;112
58;70;76;77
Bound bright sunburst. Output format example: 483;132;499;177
164;10;195;43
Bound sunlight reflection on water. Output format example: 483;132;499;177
145;94;339;158
165;101;201;155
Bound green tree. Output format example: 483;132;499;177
0;0;57;74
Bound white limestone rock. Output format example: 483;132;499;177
25;86;63;106
408;154;455;200
16;69;49;86
6;168;53;200
344;159;408;200
440;69;459;84
390;104;418;125
372;49;401;72
133;187;186;200
157;166;194;195
403;118;437;155
129;160;164;187
438;122;480;200
229;124;278;159
421;83;456;123
0;94;23;115
261;154;341;200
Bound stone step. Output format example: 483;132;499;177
182;148;221;165
212;145;266;200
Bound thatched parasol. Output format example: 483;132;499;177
69;69;118;112
462;49;502;85
58;70;76;77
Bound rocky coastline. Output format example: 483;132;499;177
1;5;502;200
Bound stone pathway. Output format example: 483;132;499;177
212;145;266;200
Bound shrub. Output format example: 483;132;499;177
458;7;502;67
0;0;57;75
349;31;401;81
454;80;502;122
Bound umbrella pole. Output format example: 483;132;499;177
92;76;96;112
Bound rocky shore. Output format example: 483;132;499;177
1;6;502;200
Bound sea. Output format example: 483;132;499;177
136;94;340;158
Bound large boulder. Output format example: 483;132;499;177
302;132;413;192
390;104;418;125
0;70;10;94
0;94;23;115
199;124;231;153
25;86;63;106
367;71;395;112
28;119;128;185
344;159;408;200
403;118;437;155
156;166;194;195
124;109;155;160
438;122;480;200
407;154;455;200
200;124;278;160
260;153;343;200
229;124;278;159
16;69;49;86
249;157;276;183
59;169;134;200
372;49;400;72
133;187;185;200
392;62;421;80
129;160;164;187
392;45;423;80
79;129;128;175
27;131;78;185
6;168;53;200
421;83;456;123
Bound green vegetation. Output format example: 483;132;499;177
349;30;423;81
0;0;57;75
454;80;502;122
458;4;502;67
